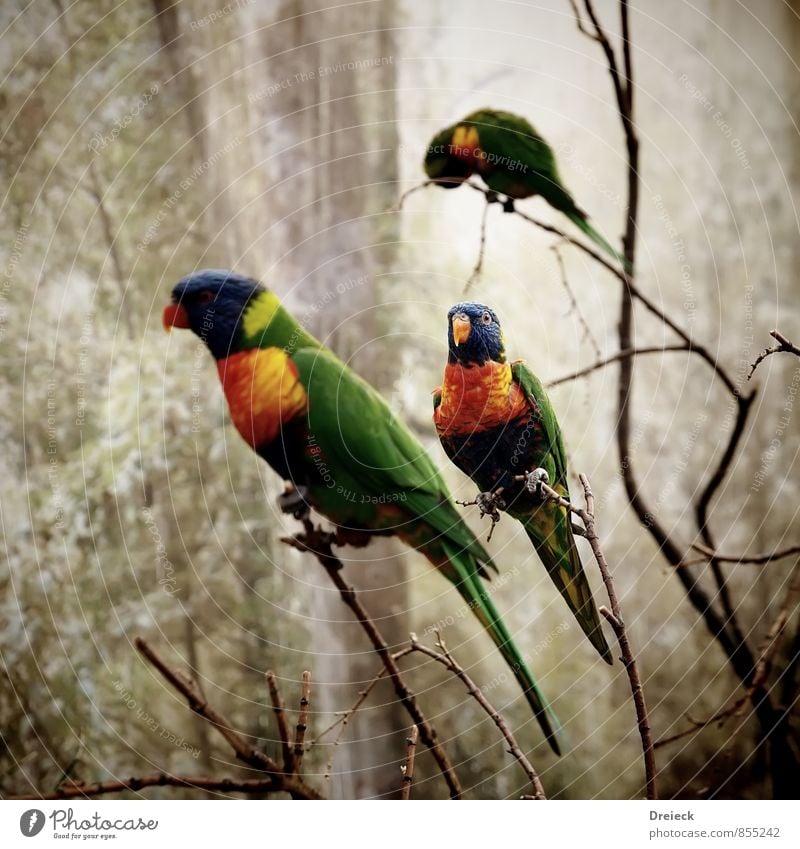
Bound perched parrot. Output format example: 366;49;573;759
433;301;613;665
424;108;629;271
163;269;562;753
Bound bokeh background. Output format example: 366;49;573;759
1;0;799;800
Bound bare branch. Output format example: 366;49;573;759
400;726;418;800
568;0;600;41
687;542;800;567
132;638;322;799
552;244;602;359
748;330;800;379
292;671;311;774
282;521;463;799
409;630;546;799
265;670;293;770
9;774;299;801
533;473;657;799
464;198;491;293
394;180;433;211
547;345;690;387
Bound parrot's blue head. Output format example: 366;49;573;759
164;269;265;359
446;301;505;366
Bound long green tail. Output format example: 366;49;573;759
441;539;562;755
522;511;613;665
565;209;632;273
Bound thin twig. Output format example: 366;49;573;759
748;330;800;379
533;473;657;799
464;198;491;293
687;542;800;567
134;638;278;774
409;630;546;799
394;180;433;211
310;648;415;746
9;774;299;801
265;670;293;770
656;559;800;749
464;181;739;397
552;244;602;359
547;345;690;387
283;521;463;799
400;726;418;800
568;0;600;40
292;671;311;774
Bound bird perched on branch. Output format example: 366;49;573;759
163;269;562;754
433;301;613;665
424;108;628;270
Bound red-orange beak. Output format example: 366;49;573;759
162;302;190;332
452;313;471;347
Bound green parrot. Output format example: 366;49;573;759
433;301;613;665
163;269;562;754
424;108;629;271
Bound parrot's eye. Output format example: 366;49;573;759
481;311;492;325
197;290;214;305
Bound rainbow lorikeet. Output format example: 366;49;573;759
433;301;613;665
424;108;628;271
163;269;562;754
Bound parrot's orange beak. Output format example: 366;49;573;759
162;302;190;332
452;314;471;347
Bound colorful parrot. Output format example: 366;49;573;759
433;301;613;665
424;108;629;271
163;269;562;753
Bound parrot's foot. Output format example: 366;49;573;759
501;197;515;213
485;189;501;205
523;468;550;499
457;489;506;543
277;484;311;519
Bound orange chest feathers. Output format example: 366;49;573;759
216;348;308;450
434;360;529;437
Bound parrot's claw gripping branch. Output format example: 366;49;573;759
457;489;506;542
519;467;550;498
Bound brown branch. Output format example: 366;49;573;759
400;726;418;800
408;629;546;799
10;774;295;801
394;179;433;211
464;197;491;293
465;184;739;397
568;0;599;40
547;345;690;387
534;473;657;799
748;330;800;379
654;707;738;749
687;542;800;567
283;520;463;799
656;559;800;750
552;244;602;359
133;638;322;799
568;0;787;752
695;390;758;663
310;647;415;746
292;671;311;774
265;670;293;771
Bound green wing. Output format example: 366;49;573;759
465;109;576;211
511;362;613;664
292;346;496;575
